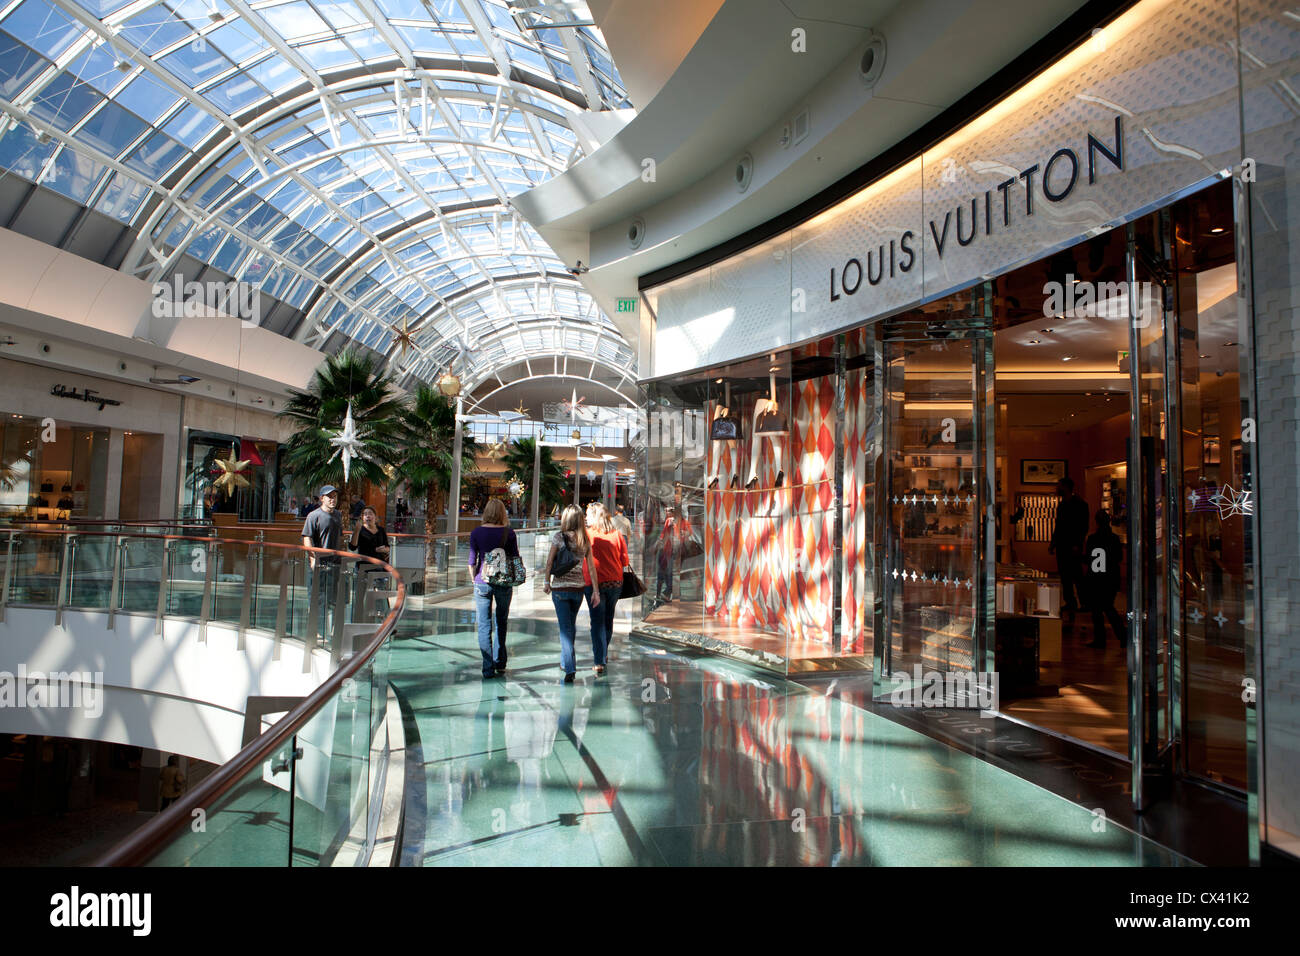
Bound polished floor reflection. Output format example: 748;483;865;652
390;588;1190;866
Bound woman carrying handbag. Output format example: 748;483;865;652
583;502;631;669
542;505;601;683
468;498;520;679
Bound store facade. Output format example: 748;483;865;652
634;0;1298;857
0;357;180;521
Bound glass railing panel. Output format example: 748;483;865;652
8;531;63;605
146;739;295;867
166;538;205;619
210;540;247;627
291;675;371;866
119;536;165;613
68;534;116;609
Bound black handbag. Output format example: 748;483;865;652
710;414;742;440
551;533;581;577
620;568;646;600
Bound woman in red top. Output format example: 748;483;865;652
584;502;630;673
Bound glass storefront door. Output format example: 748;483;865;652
875;313;994;700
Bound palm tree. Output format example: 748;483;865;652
278;349;405;525
396;383;480;539
502;437;566;520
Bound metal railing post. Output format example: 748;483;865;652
107;535;125;630
0;530;14;623
55;533;74;628
198;539;216;644
274;552;292;661
238;540;258;650
155;539;171;637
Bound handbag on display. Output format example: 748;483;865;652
620;567;647;600
710;409;742;440
40;481;54;493
754;397;788;435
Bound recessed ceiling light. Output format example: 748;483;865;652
1200;353;1211;358
1210;227;1225;234
1062;355;1073;361
1072;278;1082;284
1039;328;1054;333
1027;339;1041;345
1224;341;1238;347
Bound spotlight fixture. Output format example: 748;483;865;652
1027;339;1041;345
567;261;589;276
149;373;201;385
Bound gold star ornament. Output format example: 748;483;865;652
212;449;252;494
392;317;416;358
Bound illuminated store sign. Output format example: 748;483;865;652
647;0;1241;378
830;118;1125;303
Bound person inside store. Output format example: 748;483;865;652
350;493;366;521
1084;510;1128;649
584;502;630;671
542;504;602;683
655;505;680;603
612;504;633;540
158;755;185;811
302;485;342;643
1048;476;1090;616
468;498;520;679
394;497;410;532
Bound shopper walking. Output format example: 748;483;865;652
1084;510;1128;649
1049;476;1090;614
302;485;342;642
655;506;681;603
468;498;519;678
612;504;633;539
584;502;630;672
542;504;601;683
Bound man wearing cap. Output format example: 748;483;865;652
302;485;343;642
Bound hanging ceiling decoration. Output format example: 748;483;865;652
0;0;636;392
329;402;366;483
212;447;252;494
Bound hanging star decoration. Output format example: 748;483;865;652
1209;484;1252;519
329;402;368;484
212;448;252;495
513;401;529;418
563;388;587;423
486;440;507;460
391;317;416;359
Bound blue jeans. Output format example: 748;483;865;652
588;583;620;662
474;582;513;676
551;588;593;675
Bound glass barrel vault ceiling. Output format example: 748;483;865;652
0;0;632;390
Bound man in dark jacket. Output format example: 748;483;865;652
1084;510;1128;648
1049;476;1090;613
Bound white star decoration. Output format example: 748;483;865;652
329;403;367;484
1208;484;1252;519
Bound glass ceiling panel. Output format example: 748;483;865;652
0;0;635;386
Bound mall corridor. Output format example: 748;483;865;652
389;589;1187;866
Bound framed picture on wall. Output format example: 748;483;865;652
1021;459;1068;484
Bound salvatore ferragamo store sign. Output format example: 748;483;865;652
647;0;1245;378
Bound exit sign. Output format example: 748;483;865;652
615;297;638;314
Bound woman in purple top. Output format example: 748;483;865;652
468;498;520;678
